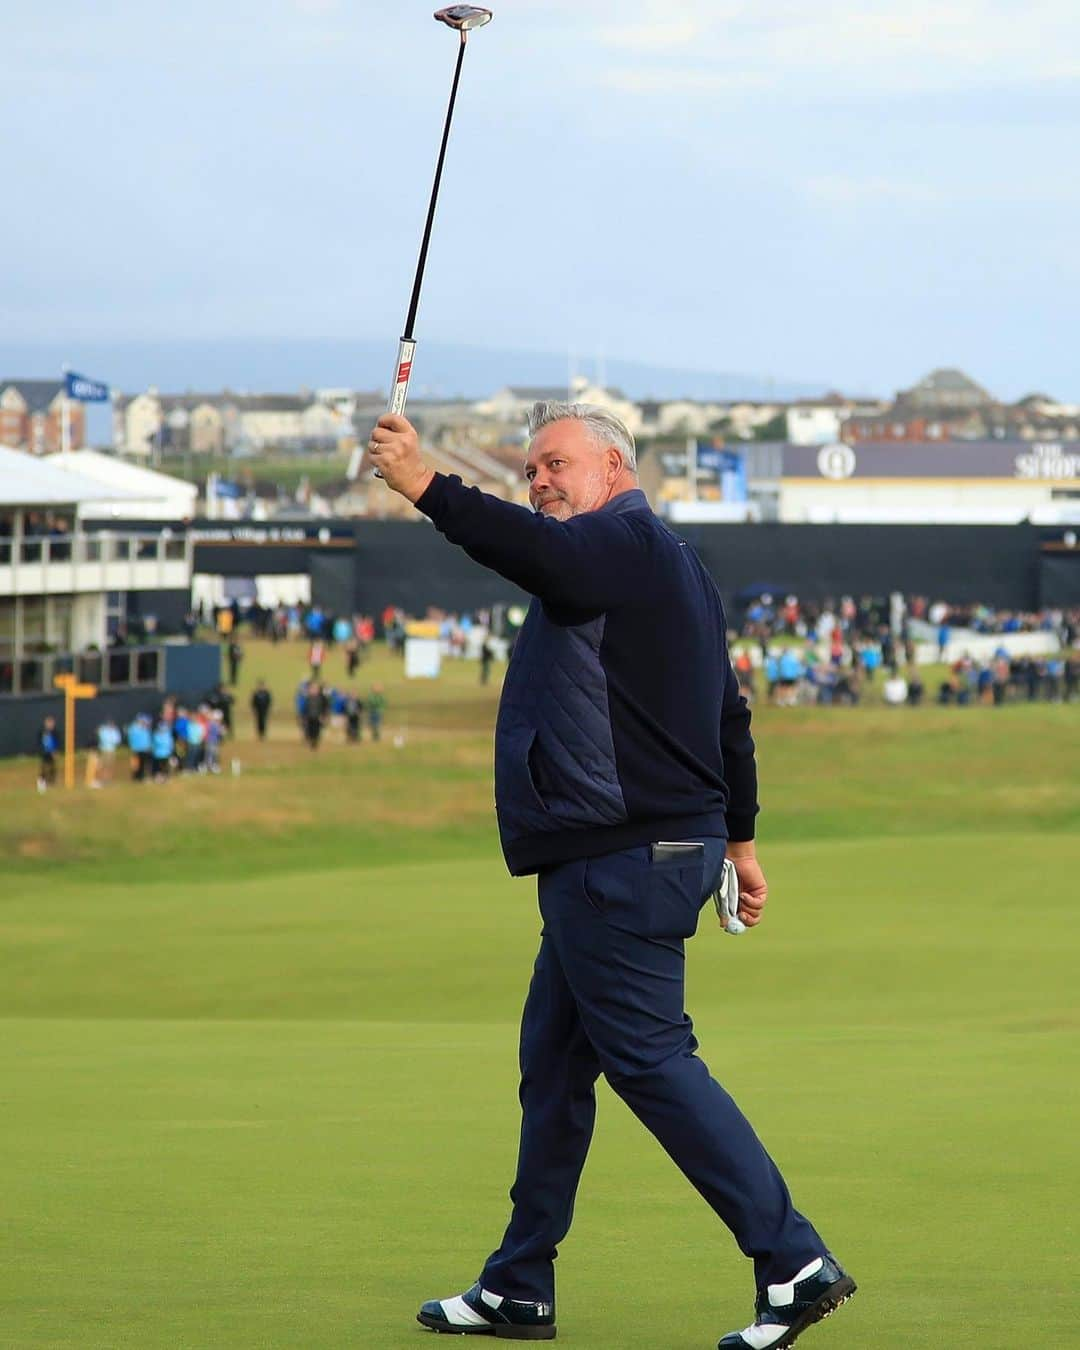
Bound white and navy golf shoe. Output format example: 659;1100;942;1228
718;1255;856;1349
417;1282;556;1340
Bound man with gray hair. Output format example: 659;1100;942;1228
367;406;854;1347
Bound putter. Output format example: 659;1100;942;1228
351;5;494;480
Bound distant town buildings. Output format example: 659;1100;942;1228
5;365;1080;525
841;368;1080;444
112;388;371;457
0;379;86;454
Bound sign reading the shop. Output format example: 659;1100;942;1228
1014;443;1080;480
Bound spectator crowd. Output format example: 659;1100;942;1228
732;591;1079;710
31;589;1075;791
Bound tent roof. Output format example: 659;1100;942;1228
44;449;196;501
0;447;141;507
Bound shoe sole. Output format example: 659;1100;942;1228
762;1277;857;1350
417;1312;556;1340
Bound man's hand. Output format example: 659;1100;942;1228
367;414;435;503
726;842;767;928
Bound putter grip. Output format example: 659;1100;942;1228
372;337;417;480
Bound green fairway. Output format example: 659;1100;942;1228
2;641;1079;1347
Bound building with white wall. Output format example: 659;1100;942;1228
0;449;193;697
786;404;846;446
776;440;1080;524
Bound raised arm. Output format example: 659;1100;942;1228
366;413;646;611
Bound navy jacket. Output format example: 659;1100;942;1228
416;475;759;876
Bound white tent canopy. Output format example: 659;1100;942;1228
43;449;196;520
0;446;139;508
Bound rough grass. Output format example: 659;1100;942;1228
2;638;1077;877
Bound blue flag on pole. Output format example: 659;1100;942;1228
65;371;110;402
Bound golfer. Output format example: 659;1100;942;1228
368;403;855;1348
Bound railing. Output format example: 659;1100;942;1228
0;645;164;698
0;531;190;596
2;533;188;566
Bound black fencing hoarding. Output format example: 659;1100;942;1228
352;521;529;617
1039;548;1080;607
309;553;357;616
349;520;1044;614
187;515;1060;617
684;522;1042;609
191;521;355;578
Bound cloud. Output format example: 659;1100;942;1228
601;67;768;94
595;19;703;50
587;0;1080;97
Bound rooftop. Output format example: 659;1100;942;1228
0;379;65;413
0;448;140;508
44;449;193;502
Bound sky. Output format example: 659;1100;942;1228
4;0;1080;401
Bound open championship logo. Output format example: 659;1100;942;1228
817;444;857;480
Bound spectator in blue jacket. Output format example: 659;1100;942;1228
95;717;122;786
764;651;779;699
173;707;190;772
369;401;853;1347
776;647;803;706
185;712;206;772
127;714;152;781
151;721;173;780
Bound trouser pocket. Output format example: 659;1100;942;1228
583;846;707;940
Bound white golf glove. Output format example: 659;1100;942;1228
712;858;746;936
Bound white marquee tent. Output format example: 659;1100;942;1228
43;449;195;520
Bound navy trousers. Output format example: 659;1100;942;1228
481;838;825;1304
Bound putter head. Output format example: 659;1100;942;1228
434;5;493;32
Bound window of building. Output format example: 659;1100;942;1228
20;597;47;652
135;649;160;685
48;596;74;651
105;591;126;640
0;598;14;657
18;657;44;693
78;650;103;685
107;649;132;686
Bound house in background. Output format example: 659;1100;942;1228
842;368;997;443
0;379;86;454
114;388;370;457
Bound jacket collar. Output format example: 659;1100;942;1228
599;488;650;516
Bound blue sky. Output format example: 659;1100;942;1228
5;0;1080;400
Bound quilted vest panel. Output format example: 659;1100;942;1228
494;599;628;847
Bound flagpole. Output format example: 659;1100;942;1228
60;365;71;453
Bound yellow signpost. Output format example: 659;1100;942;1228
54;673;98;790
